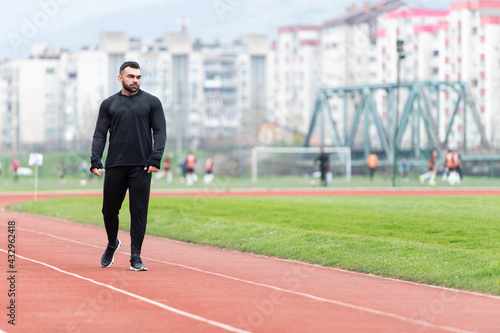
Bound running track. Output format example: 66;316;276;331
1;189;499;333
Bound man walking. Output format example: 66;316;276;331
90;61;166;271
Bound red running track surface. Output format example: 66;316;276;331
0;190;499;333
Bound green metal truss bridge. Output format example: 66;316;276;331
304;81;496;168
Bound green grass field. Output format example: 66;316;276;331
4;172;500;192
8;194;500;296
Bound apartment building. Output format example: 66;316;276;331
269;25;321;136
374;8;449;150
313;0;404;147
1;53;63;151
2;0;500;153
375;8;448;83
0;64;10;149
317;0;500;151
439;1;500;147
0;32;268;152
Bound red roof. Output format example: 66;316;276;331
386;9;448;19
481;16;500;25
439;22;450;30
451;1;500;11
414;24;441;34
278;26;321;34
300;40;320;47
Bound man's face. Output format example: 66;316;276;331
118;67;141;95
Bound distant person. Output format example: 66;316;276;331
203;155;215;185
420;150;438;186
80;158;89;186
366;153;378;180
314;148;330;186
163;152;174;184
454;151;463;183
90;61;166;271
185;151;197;186
179;156;187;182
12;157;19;182
448;150;462;185
59;157;68;184
154;152;173;182
443;148;460;184
442;148;451;182
400;157;409;182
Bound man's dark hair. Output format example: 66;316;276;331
120;61;140;74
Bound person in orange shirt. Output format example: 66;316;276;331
366;153;378;181
163;152;174;184
203;155;215;185
185;151;197;186
420;149;438;185
448;150;461;185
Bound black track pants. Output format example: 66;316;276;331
102;166;152;256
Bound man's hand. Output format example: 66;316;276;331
91;168;104;176
145;166;158;174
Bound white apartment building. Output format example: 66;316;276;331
439;1;500;147
374;8;449;150
322;1;499;152
322;21;374;87
0;32;269;152
197;41;244;139
2;1;500;153
321;0;405;88
270;26;321;136
0;69;8;149
376;8;448;83
317;0;404;148
2;56;62;150
68;49;108;147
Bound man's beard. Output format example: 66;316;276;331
123;82;140;93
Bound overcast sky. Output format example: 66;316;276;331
2;0;454;60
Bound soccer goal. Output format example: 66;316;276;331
251;146;351;183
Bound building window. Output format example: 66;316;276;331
46;104;56;113
45;129;56;138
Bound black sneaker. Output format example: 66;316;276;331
130;256;148;271
101;239;121;268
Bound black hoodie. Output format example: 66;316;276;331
91;89;166;170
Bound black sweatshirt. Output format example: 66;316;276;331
90;89;167;170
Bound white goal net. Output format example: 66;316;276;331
251;146;351;183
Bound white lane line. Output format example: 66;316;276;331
0;249;250;333
145;259;476;333
16;227;478;333
17;223;500;301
